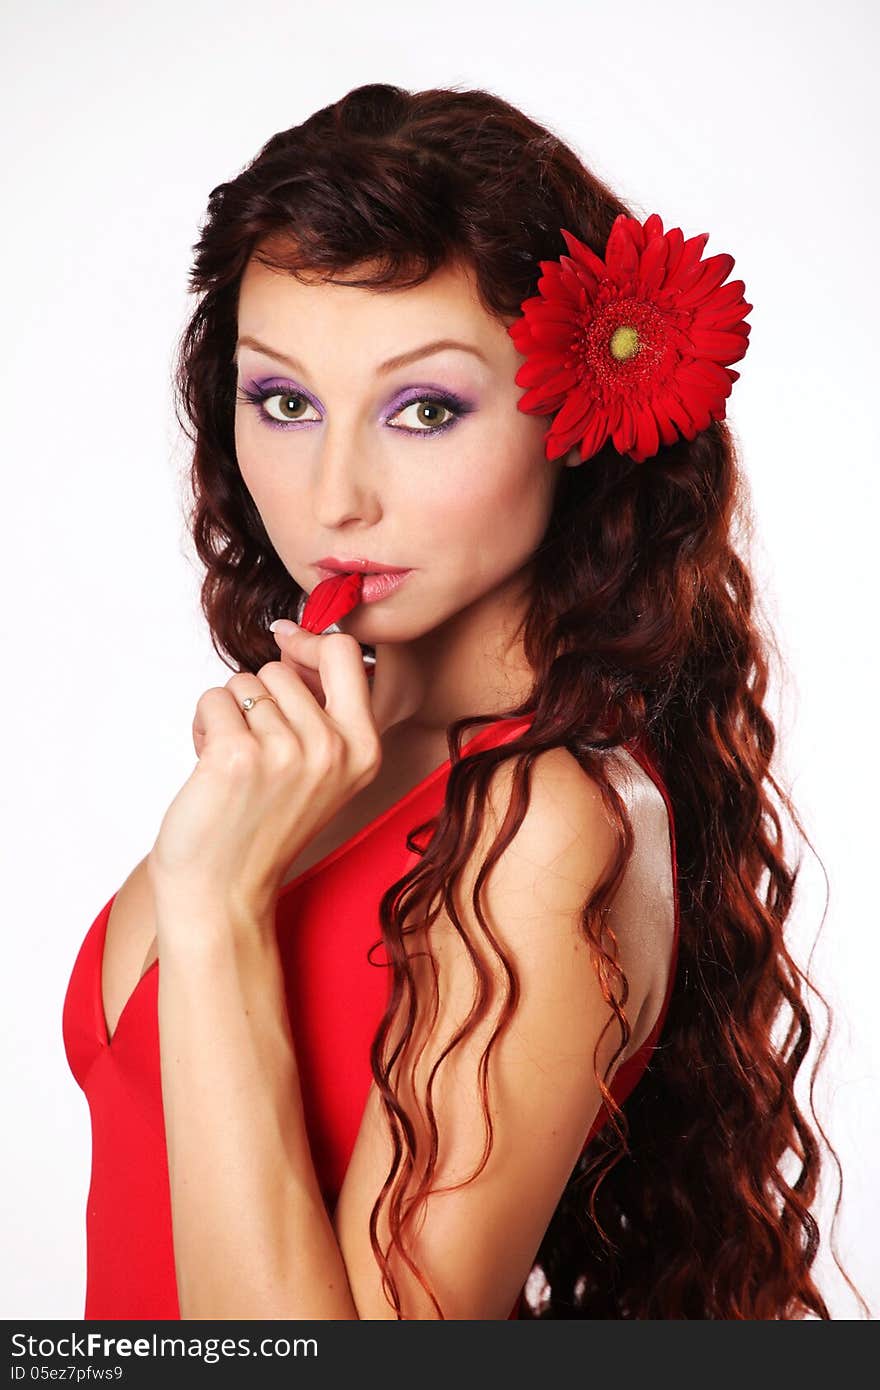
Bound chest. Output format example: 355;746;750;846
100;724;460;1043
278;726;453;886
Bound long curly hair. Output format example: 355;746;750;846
171;82;868;1319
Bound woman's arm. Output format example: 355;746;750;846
156;906;359;1319
155;746;650;1319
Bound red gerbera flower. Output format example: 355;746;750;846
508;212;753;464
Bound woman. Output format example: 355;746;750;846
62;81;864;1320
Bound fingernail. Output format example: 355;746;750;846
269;619;299;636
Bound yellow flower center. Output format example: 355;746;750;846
609;325;640;361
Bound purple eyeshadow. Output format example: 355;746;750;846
383;383;476;418
249;375;323;409
236;374;477;439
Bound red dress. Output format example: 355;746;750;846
62;714;680;1320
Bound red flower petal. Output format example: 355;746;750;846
556;264;590;303
517;381;570;413
534;266;568;300
710;278;749;310
605;214;641;282
545;423;582;461
688;327;751;364
664;226;686;277
300;571;364;633
558;257;599;298
632;405;660;463
680;358;734;395
638;233;669;294
538;364;581;395
700;299;753;331
515;356;577;390
551;385;598;439
612;399;638;455
664;388;696;437
575;405;613;461
606;395;624;435
674;231;711;280
530;318;579;350
525;301;580;327
650;394;682;449
675;252;736;308
559;228;608;282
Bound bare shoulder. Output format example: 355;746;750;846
443;743;623;967
409;741;639;1027
481;742;619;894
426;741;669;1062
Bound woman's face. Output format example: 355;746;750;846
233;253;571;651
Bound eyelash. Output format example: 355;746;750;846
235;385;471;439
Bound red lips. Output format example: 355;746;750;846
314;557;409;575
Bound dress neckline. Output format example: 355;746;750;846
94;712;536;1051
89;714;678;1068
276;711;537;903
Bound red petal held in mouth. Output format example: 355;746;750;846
300;571;365;633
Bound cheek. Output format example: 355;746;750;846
235;417;288;507
233;409;252;464
422;432;554;572
233;423;307;561
234;414;260;494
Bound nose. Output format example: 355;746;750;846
310;423;381;528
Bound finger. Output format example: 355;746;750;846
264;628;378;758
193;685;269;750
307;632;379;760
270;624;334;678
225;665;325;750
274;646;326;707
274;622;375;686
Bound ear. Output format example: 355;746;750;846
562;444;583;468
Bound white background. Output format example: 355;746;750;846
2;0;876;1319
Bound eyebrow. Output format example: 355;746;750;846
235;334;488;375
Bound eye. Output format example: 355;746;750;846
236;385;320;430
262;390;319;424
387;398;457;433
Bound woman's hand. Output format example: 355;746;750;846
147;626;382;933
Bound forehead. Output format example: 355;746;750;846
236;254;513;366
